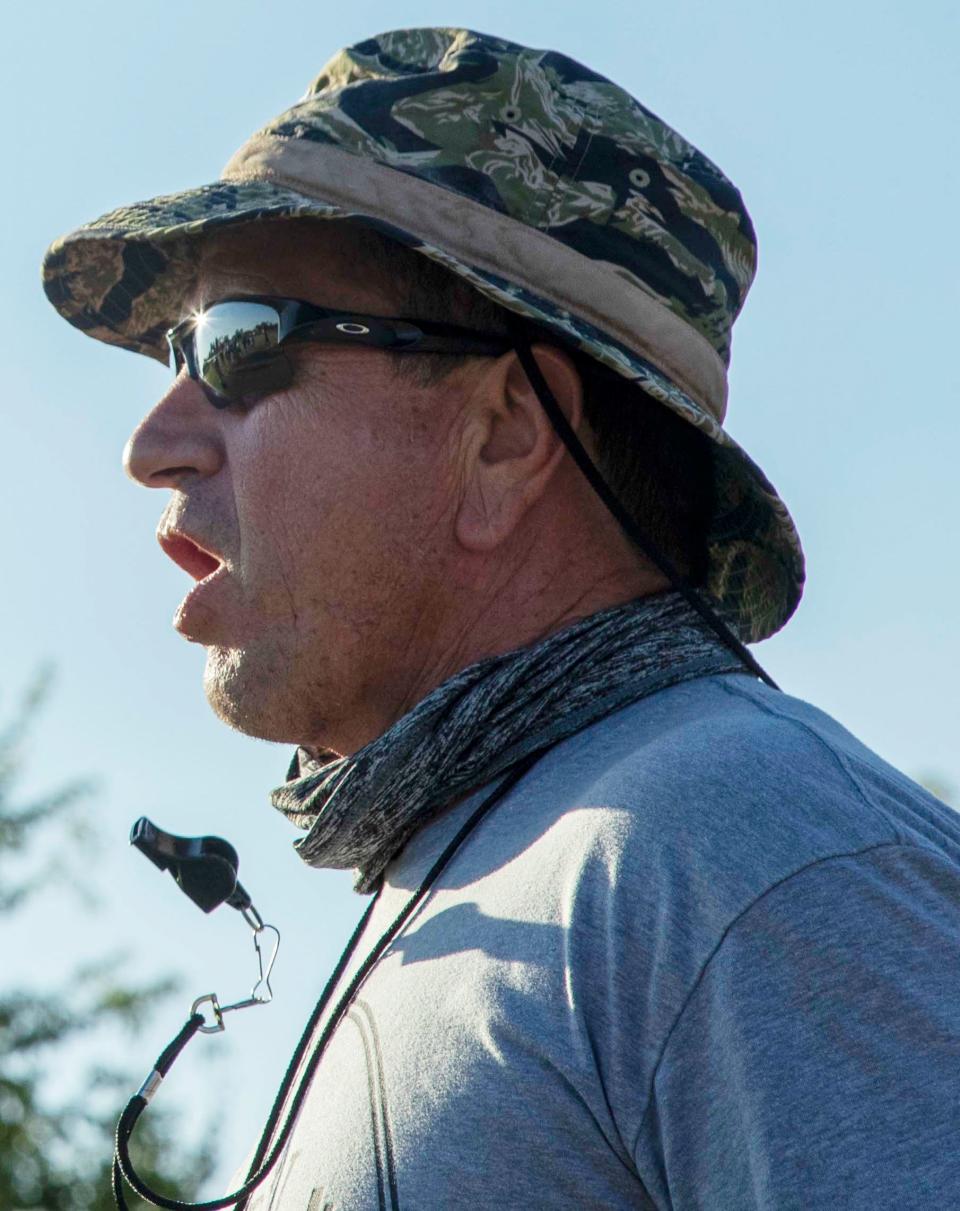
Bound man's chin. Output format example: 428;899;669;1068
202;646;287;743
201;644;330;746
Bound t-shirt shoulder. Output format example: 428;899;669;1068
547;672;960;962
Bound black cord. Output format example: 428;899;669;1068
114;747;550;1211
505;324;780;692
114;898;378;1211
113;1013;206;1210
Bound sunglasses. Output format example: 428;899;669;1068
166;295;515;408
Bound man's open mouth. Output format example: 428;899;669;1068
157;530;225;581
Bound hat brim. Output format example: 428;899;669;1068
42;177;804;643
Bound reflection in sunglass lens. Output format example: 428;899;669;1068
193;301;290;404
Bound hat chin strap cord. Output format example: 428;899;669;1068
506;326;779;693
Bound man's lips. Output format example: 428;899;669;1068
157;530;225;581
157;529;232;639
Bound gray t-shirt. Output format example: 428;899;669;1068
241;673;960;1209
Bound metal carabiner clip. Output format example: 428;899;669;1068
190;920;280;1032
207;919;281;1027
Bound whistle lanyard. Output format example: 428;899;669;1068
112;748;548;1210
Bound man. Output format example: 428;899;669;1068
44;28;960;1210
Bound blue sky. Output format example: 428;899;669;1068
3;0;958;1195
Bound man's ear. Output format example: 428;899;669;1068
455;343;583;552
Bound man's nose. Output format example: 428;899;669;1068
123;376;225;488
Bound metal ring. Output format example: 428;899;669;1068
191;992;225;1034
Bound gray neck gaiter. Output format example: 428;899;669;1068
272;591;747;893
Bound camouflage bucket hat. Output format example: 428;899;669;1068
42;26;804;643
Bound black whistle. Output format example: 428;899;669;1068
130;817;252;914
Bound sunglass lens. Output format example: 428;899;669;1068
192;301;290;405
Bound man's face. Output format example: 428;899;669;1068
124;220;472;755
